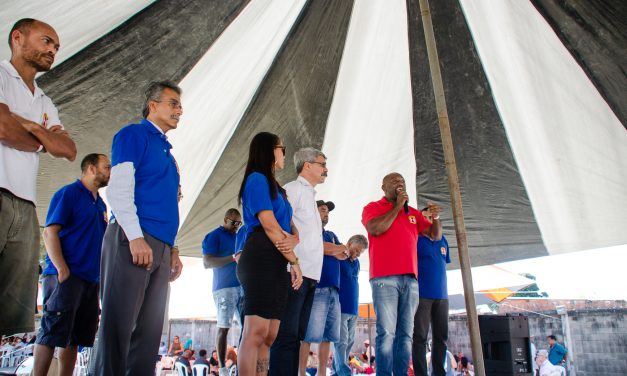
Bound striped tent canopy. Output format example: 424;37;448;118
2;0;625;267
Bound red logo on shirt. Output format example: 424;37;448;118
408;215;417;224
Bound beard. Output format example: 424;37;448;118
95;172;110;188
23;47;53;72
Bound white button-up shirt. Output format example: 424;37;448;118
539;360;564;376
0;60;62;204
284;176;323;280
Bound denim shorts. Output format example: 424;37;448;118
213;286;243;328
36;274;99;347
304;287;340;343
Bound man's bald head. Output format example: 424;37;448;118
381;172;406;201
8;18;59;72
9;19;49;48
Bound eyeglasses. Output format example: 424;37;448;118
275;145;286;156
309;161;327;168
227;219;243;227
154;99;183;110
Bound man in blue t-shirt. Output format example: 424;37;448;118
547;335;568;367
33;153;110;376
93;81;184;375
202;208;243;376
333;234;368;376
300;200;349;376
412;207;450;376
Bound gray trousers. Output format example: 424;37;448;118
0;189;39;336
92;220;170;376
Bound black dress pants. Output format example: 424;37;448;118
412;298;449;376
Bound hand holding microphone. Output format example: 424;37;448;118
396;187;409;214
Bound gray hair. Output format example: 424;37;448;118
293;147;326;173
142;80;182;118
347;234;368;249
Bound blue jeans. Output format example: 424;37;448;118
332;313;358;376
304;287;341;343
213;286;243;328
370;275;419;376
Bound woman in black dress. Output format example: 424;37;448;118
236;132;302;375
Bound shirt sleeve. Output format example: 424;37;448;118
45;187;73;228
0;72;7;104
444;237;451;264
244;173;273;216
111;126;147;167
106;162;143;241
284;181;301;212
202;231;220;256
361;202;382;228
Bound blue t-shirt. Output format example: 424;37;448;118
111;119;180;246
548;342;567;365
318;230;341;289
417;235;450;299
338;258;360;315
239;172;292;246
43;180;107;283
202;226;240;291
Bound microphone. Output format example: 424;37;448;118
397;187;409;214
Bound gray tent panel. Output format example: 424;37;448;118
35;0;249;219
177;0;355;255
531;0;627;128
406;0;547;267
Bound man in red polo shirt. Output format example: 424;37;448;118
362;172;441;375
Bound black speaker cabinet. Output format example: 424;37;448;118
479;315;532;376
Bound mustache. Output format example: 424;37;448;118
321;172;328;177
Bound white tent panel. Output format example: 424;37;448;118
169;0;307;225
317;0;417;255
0;0;155;67
460;0;627;253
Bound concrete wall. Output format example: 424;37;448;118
447;309;626;376
163;309;626;374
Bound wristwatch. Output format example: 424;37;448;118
289;257;300;266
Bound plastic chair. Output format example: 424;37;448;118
228;364;238;376
175;362;190;376
192;363;209;376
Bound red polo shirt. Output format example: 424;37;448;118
362;197;431;279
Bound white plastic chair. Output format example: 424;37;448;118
175;362;190;376
192;363;209;376
228;364;237;376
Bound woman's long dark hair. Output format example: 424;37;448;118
238;132;286;205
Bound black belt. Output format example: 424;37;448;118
0;187;35;206
0;187;16;198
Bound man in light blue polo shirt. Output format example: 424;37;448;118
203;208;243;376
93;81;184;375
33;153;109;376
333;234;368;376
412;207;450;376
300;200;350;376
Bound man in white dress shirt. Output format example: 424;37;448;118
536;349;565;376
269;147;328;376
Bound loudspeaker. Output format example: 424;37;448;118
479;315;532;376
